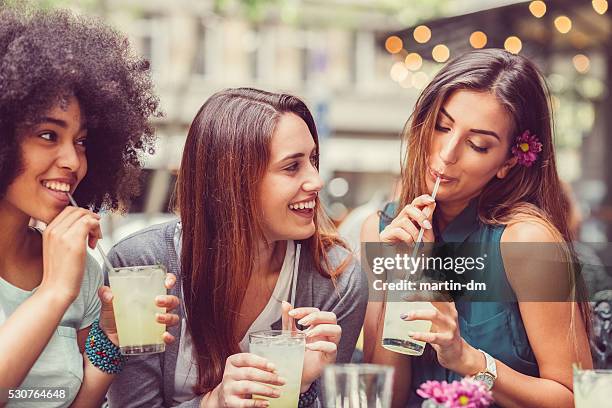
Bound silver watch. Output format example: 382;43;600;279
472;349;497;390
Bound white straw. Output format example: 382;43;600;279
67;193;115;273
410;176;441;259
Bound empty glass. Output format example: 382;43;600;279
322;364;394;408
574;365;612;407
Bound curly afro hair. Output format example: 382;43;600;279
0;5;161;211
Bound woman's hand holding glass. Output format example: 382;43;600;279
400;301;483;376
97;273;181;346
284;302;341;393
380;194;436;245
206;353;286;408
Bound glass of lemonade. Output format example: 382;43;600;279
382;283;436;356
108;265;167;355
574;366;612;407
322;364;394;408
249;330;306;408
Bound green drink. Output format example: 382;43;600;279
249;330;306;408
108;265;166;355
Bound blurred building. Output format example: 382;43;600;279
91;0;430;242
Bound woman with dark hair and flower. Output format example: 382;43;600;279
362;49;592;407
0;6;178;407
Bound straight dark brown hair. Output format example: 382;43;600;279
173;88;349;394
399;49;590;339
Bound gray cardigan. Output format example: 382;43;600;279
105;219;368;407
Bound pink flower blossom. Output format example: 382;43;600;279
418;378;494;408
511;130;543;167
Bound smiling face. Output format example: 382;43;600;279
426;90;518;206
1;95;88;224
258;113;323;242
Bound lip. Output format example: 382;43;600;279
290;207;315;219
429;167;457;183
42;185;70;205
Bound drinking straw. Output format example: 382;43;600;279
66;193;115;273
405;176;441;279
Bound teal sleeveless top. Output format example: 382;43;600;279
379;198;539;407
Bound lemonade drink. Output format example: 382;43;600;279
108;265;166;355
382;294;436;356
249;330;306;408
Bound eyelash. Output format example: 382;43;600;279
286;153;320;172
434;124;488;154
38;131;87;148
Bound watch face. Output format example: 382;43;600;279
474;374;494;390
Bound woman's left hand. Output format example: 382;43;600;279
400;301;482;376
282;302;341;392
98;272;181;346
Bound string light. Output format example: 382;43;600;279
385;36;403;54
554;16;572;34
413;25;432;44
573;54;590;73
432;44;450;62
592;0;608;14
390;62;409;82
504;36;522;54
469;31;487;49
529;1;547;18
412;71;429;89
404;53;423;71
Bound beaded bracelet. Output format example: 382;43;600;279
298;381;318;407
85;319;126;374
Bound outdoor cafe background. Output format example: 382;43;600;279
36;0;612;370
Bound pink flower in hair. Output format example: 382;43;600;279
511;130;542;167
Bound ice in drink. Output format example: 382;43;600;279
249;330;306;408
108;265;166;355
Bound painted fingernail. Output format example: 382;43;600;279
423;220;432;229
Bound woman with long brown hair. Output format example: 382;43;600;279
106;88;368;407
362;49;592;407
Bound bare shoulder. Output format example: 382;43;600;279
360;212;381;242
501;215;562;244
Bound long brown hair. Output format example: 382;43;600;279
399;49;590;335
174;88;347;394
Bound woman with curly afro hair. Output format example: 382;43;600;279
0;6;179;407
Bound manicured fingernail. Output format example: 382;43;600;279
267;363;276;371
423;220;432;229
297;317;310;326
288;310;297;317
400;312;412;319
